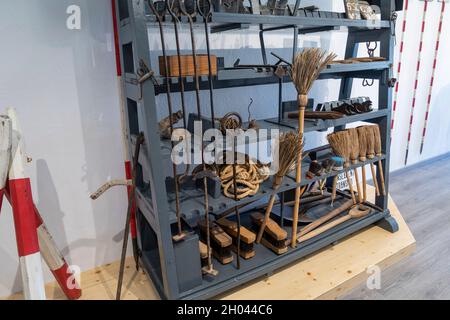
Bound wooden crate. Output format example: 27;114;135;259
158;55;217;77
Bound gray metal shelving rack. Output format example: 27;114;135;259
114;0;400;300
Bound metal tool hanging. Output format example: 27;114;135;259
148;0;187;242
179;0;218;276
419;0;448;154
404;0;429;165
362;42;377;87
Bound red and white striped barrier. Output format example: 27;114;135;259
33;205;82;300
404;0;429;165
6;108;46;300
2;108;82;300
391;0;409;136
111;0;139;266
419;0;447;154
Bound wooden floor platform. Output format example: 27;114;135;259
3;188;415;300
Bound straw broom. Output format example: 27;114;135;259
372;125;386;196
357;126;368;202
365;126;381;196
290;48;337;248
327;131;357;205
347;128;363;203
256;132;302;244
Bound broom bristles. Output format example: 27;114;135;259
365;126;375;159
327;131;351;167
357;126;367;161
275;132;303;187
373;125;382;156
291;48;337;95
348;128;359;164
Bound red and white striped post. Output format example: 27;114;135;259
111;0;139;267
404;0;429;165
0;115;12;212
33;204;82;300
6;108;46;300
419;0;447;154
391;0;409;136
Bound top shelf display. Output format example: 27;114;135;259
144;11;391;30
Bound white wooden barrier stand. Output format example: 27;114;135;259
0;108;82;300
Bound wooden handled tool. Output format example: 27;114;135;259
290;48;337;248
364;125;381;196
298;205;371;243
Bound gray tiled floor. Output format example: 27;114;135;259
342;154;450;300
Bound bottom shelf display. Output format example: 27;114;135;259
138;191;398;300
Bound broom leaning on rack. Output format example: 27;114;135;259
290;48;337;248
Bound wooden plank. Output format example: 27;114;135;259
2;186;415;300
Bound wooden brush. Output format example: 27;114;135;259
290;48;337;248
372;125;386;196
256;132;302;244
364;125;381;196
357;126;368;202
347;128;363;203
327;131;357;205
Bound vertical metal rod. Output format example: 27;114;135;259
116;133;144;300
148;0;184;241
180;0;215;274
232;149;241;270
278;77;283;123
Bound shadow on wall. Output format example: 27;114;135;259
421;83;450;158
0;247;21;297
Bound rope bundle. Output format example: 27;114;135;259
220;162;269;200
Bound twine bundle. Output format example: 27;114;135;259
372;125;386;196
290;48;337;248
348;128;363;203
256;132;303;244
364;126;380;196
220;162;269;200
327;131;357;204
357;126;368;201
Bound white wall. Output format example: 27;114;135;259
0;0;449;297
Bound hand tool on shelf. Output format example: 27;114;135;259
116;133;144;300
179;0;218;276
216;217;256;259
198;219;233;265
256;132;302;244
330;156;344;207
327;131;357;205
372;125;386;196
148;0;187;243
298;204;371;243
251;212;288;255
364;125;381;196
290;48;337;248
347;128;363;203
357;126;368;201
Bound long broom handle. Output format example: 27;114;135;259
298;215;352;244
405;0;428;165
256;194;277;244
353;167;363;203
391;0;409;136
297;200;353;239
361;165;367;202
345;170;357;205
419;1;446;154
292;95;306;248
370;162;381;196
377;160;386;196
